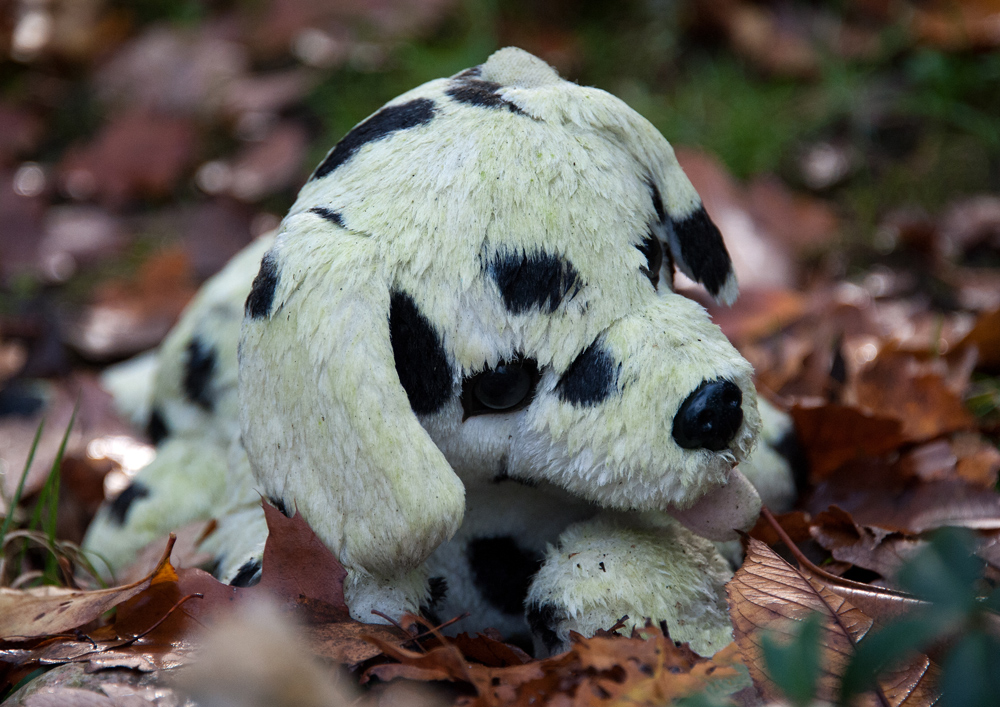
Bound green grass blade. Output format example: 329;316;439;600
0;417;45;548
30;406;76;583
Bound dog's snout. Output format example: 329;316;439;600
672;379;743;451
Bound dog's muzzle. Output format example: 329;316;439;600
672;379;743;452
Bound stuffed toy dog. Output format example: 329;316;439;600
89;47;792;656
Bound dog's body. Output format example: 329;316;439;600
88;48;793;656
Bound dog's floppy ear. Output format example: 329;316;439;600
238;211;465;607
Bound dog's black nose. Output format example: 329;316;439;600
672;379;743;451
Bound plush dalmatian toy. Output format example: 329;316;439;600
87;47;798;656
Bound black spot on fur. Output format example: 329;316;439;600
310;206;344;227
467;536;543;615
229;558;262;587
637;233;663;289
109;482;149;525
557;342;619;406
650;182;667;223
245;251;279;319
267;495;291;518
389;291;453;416
456;65;482;79
312;98;436;179
428;576;449;608
669;206;733;299
147;407;169;444
489;250;581;314
526;603;563;654
183;338;216;411
447;79;525;114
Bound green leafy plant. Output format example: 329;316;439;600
762;612;823;707
839;527;1000;707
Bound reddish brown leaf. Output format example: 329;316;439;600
676;148;797;291
810;474;1000;535
65;249;198;360
255;503;349;616
58;111;197;207
853;351;974;442
749;510;813;546
791;402;907;481
953;432;1000;487
811;507;925;579
707;287;808;344
959;308;1000;371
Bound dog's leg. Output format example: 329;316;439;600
525;512;734;657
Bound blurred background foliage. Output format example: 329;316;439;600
1;0;998;305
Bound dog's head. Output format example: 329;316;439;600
239;48;761;579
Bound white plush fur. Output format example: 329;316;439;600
241;47;760;652
87;48;798;656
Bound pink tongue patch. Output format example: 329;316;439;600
666;467;761;541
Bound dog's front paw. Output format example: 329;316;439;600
525;514;734;657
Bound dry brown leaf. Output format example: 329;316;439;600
58;111;197;207
0;539;177;641
810;507;925;579
913;0;1000;50
65;249;198;360
749;510;813;546
853;351;974;442
810;475;1000;535
953;432;1000;487
706;287;808;344
727;535;938;704
364;627;746;706
791;402;907;481
958;308;1000;371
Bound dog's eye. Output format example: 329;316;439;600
461;358;540;419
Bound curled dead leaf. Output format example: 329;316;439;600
727;534;938;705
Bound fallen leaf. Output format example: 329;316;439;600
0;375;133;507
94;26;249;117
221;121;309;203
913;0;1000;50
58;111;197;207
952;432;1000;487
958;308;1000;371
676;148;797;290
812;477;1000;535
852;350;974;442
811;506;925;580
0;538;177;641
65;249;197;360
706;287;807;344
749;510;813;546
727;535;938;704
695;0;819;78
791;402;906;481
364;626;748;706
